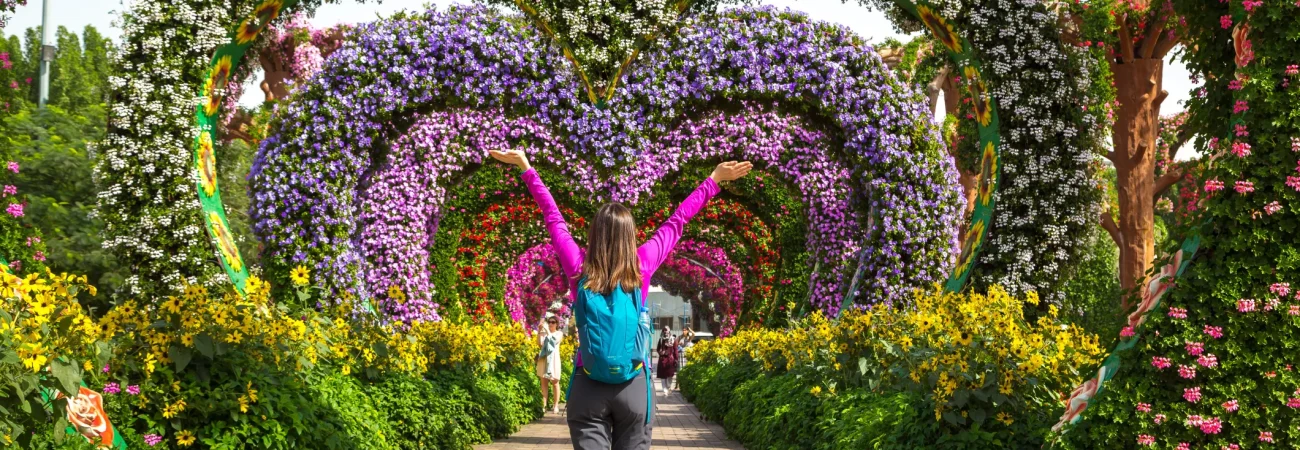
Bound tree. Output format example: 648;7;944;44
1057;0;1192;308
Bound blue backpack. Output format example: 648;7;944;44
567;277;653;423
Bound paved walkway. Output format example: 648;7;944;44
476;391;744;450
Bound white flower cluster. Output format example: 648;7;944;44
527;0;681;89
93;0;261;296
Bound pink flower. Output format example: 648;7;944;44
1199;416;1222;434
1260;431;1274;443
1177;444;1189;450
1186;415;1204;427
1228;79;1243;90
1233;125;1249;137
1289;66;1300;76
1288;176;1300;192
126;385;140;395
102;364;110;373
2;185;14;195
1137;435;1155;446
144;434;163;446
1234;100;1249;114
1184;387;1202;403
1186;341;1205;356
101;382;120;394
1198;354;1219;368
1203;325;1223;339
1136;402;1152;413
1220;15;1233;28
1233;180;1255;194
1271;282;1292;297
1223;399;1239;412
1168;307;1188;319
1287;397;1300;408
1205;179;1225;192
7;81;14;89
1179;365;1197;379
1293;136;1300;151
1121;326;1135;338
1266;298;1280;311
1264;201;1282;215
5;161;16;173
1238;299;1257;312
1153;356;1173;370
32;251;43;262
6;203;23;218
1154;413;1165;424
1242;0;1263;12
1290;305;1300;316
1231;141;1251;156
1222;445;1239;450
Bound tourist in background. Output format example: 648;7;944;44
538;316;564;413
674;327;694;390
656;327;678;395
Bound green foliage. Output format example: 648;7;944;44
2;104;121;302
307;373;398;450
1057;225;1122;339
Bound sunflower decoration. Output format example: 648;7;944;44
202;56;233;116
235;0;284;45
962;65;992;127
916;4;962;54
197;131;218;196
977;141;998;206
955;219;986;277
207;211;244;273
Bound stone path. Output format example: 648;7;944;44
476;391;744;450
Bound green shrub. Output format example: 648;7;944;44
363;373;490;450
309;373;398;450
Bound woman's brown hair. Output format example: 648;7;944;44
581;203;641;294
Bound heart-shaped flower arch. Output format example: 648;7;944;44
248;6;962;320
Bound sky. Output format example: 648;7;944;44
7;0;1198;154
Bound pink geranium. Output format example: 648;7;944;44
1177;443;1189;450
1168;307;1188;319
1137;435;1155;446
1220;15;1233;29
1203;325;1223;339
1231;141;1251;156
1154;413;1165;424
1198;354;1219;368
1223;399;1239;412
1287;176;1300;192
1136;402;1152;413
1185;341;1205;356
1287;398;1300;409
1184;387;1202;403
1199;416;1221;434
1233;180;1254;194
1237;299;1256;312
1242;0;1263;12
1271;283;1292;297
1233;100;1249;114
1152;356;1172;370
1264;201;1282;215
1205;179;1225;192
1179;365;1197;379
1120;326;1135;338
1260;431;1274;443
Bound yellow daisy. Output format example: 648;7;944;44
289;265;311;286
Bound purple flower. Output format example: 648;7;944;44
2;185;15;195
6;203;22;218
102;382;120;394
126;384;140;395
144;434;163;446
6;161;17;173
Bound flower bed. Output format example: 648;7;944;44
679;285;1104;448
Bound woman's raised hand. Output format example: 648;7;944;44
709;161;754;183
488;149;531;171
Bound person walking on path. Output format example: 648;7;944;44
538;316;565;414
656;328;678;395
674;327;694;390
488;149;752;450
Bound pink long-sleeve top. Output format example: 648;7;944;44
521;168;720;368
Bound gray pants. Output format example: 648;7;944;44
566;370;653;450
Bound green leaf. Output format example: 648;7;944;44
170;344;193;372
858;357;868;375
53;417;67;442
969;408;987;426
195;333;215;358
50;357;80;395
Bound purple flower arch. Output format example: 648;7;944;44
250;6;961;319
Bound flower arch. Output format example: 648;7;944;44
248;7;962;319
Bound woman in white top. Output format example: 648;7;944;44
537;316;564;413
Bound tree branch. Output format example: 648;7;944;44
1155;89;1168;108
926;65;952;115
1153;167;1185;199
1150;9;1182;59
1100;210;1122;247
1138;13;1166;59
1117;14;1136;64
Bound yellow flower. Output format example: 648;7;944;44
176;430;196;447
83;360;93;371
955;330;973;346
162;296;182;314
916;5;962;53
181;334;195;347
197;131;218;196
996;412;1014;425
290;266;311;286
239;395;250;413
809;385;822;396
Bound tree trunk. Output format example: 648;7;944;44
1110;59;1163;308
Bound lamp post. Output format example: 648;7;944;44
37;0;54;108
